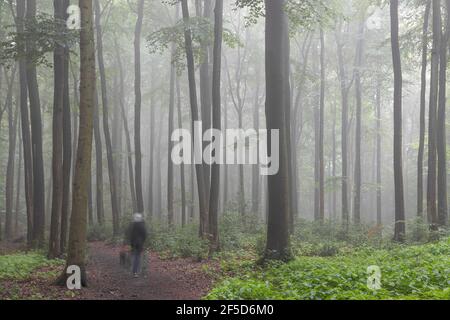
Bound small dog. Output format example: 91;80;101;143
119;248;132;270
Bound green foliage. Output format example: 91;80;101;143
146;17;241;72
0;14;78;67
87;224;112;242
0;252;63;281
147;222;210;261
206;238;450;300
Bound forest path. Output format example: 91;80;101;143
80;242;215;300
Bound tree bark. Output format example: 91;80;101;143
391;0;406;242
93;0;120;236
264;0;291;261
181;0;209;238
134;0;145;214
208;0;223;252
60;0;95;286
26;0;46;248
176;77;187;227
437;0;449;226
427;0;441;229
417;0;431;219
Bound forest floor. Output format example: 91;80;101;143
0;241;218;300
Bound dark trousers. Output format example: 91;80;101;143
132;250;142;274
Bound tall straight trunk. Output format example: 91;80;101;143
376;78;382;227
134;0;145;214
176;77;187;227
26;0;46;247
112;74;123;215
198;0;212;205
252;79;261;216
427;0;441;229
222;96;228;212
264;0;291;261
15;0;33;246
15;126;23;237
61;0;95;286
148;91;155;217
313;41;320;222
391;0;406;241
115;40;137;213
181;0;209;238
93;92;104;224
238;114;246;217
156;109;164;218
5;67;18;240
93;0;120;235
60;0;72;254
209;0;223;252
49;0;66;258
353;20;365;224
418;0;431;218
336;28;351;229
332;101;337;220
167;46;176;227
319;30;325;222
437;0;449;226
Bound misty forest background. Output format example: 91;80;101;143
0;0;449;300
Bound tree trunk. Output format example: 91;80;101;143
427;0;441;229
134;0;145;214
26;0;46;247
15;124;23;237
437;0;449;226
319;30;325;222
208;0;223;252
176;77;187;227
93;0;120;236
49;0;66;258
115;40;137;214
376;78;382;228
4;67;18;240
60;0;72;254
418;0;431;218
391;0;406;242
60;0;95;286
264;0;291;261
353;20;365;224
93;91;104;225
181;0;209;238
15;0;34;246
336;27;351;230
167;44;176;227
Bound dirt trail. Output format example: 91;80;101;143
79;242;215;300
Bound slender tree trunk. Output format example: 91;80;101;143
134;0;145;214
418;0;431;218
93;0;120;235
49;0;67;258
60;0;95;286
93;92;104;225
15;125;23;237
391;0;406;242
15;0;33;246
26;0;46;247
5;67;18;240
148;90;155;217
437;0;449;226
427;0;441;229
336;28;350;229
376;78;382;228
176;77;187;227
115;41;137;214
181;0;209;238
264;0;291;261
353;20;365;224
60;0;72;254
252;79;261;216
167;44;176;227
319;30;325;222
209;0;223;252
